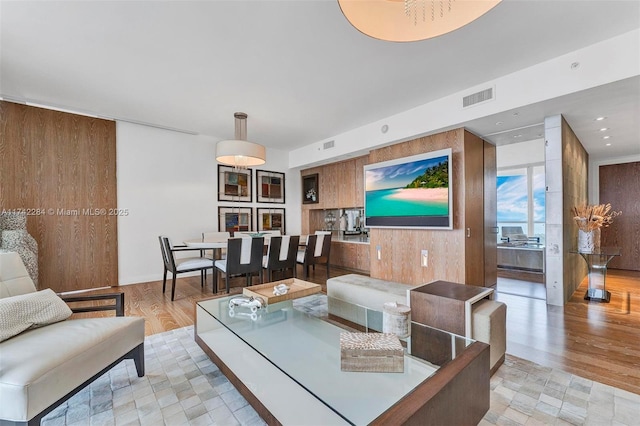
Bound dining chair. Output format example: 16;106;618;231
296;232;332;280
213;236;265;293
263;235;300;282
202;231;230;260
159;236;214;301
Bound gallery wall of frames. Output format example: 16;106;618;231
217;165;286;235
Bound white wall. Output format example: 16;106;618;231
496;139;545;169
116;121;300;285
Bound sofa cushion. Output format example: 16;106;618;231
0;289;72;342
0;251;37;298
0;316;145;422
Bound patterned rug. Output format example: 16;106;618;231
42;295;639;426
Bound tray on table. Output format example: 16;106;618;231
243;278;321;305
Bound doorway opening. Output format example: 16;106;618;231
495;141;546;300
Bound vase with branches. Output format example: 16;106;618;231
572;203;621;252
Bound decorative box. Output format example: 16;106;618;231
340;332;404;373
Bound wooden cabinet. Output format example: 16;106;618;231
300;155;368;235
330;241;370;273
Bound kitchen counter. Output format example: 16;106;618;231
497;243;545;273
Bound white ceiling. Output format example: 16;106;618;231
1;0;639;162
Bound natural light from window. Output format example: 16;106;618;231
497;165;545;242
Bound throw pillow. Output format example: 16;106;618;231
0;288;72;342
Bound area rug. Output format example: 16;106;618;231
42;295;639;426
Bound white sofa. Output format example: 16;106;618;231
0;252;145;426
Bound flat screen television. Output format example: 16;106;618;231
364;148;452;229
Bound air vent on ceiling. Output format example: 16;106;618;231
463;87;494;108
323;140;335;150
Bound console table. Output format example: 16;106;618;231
572;247;621;303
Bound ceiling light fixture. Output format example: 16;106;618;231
337;0;502;42
216;112;266;168
606;143;612;146
603;136;611;140
595;116;606;121
599;128;609;131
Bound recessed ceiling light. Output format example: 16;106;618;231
571;62;580;70
595;116;606;121
495;121;503;126
603;136;611;139
513;134;522;138
512;112;519;116
606;143;612;146
599;128;609;131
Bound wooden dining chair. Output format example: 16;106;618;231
159;236;214;301
263;235;300;282
213;237;264;293
296;233;332;280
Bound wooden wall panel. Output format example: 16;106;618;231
600;161;640;271
464;133;485;286
338;161;356;207
300;132;494;285
369;129;467;286
561;117;589;300
483;140;497;287
0;101;118;292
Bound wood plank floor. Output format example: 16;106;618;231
497;268;640;395
72;266;640;395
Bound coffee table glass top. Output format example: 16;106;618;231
197;295;474;425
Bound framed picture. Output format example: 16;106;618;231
256;169;285;203
218;207;252;236
302;173;319;204
218;165;252;202
257;208;286;234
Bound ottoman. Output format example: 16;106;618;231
472;299;507;374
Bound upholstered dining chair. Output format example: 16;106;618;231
213;236;265;293
296;232;332;280
201;231;230;260
263;235;300;282
159;236;214;301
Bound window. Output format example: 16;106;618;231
497;164;545;242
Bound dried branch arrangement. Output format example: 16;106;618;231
572;203;622;231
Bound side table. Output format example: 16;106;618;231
410;280;494;338
571;247;621;303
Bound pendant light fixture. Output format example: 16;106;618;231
216;112;266;168
337;0;502;42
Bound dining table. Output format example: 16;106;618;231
184;234;274;260
183;239;226;260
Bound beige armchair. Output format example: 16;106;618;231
0;252;145;426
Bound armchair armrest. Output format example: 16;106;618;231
59;292;125;316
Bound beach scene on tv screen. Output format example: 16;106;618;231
365;155;449;219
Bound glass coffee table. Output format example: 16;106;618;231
195;294;490;425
